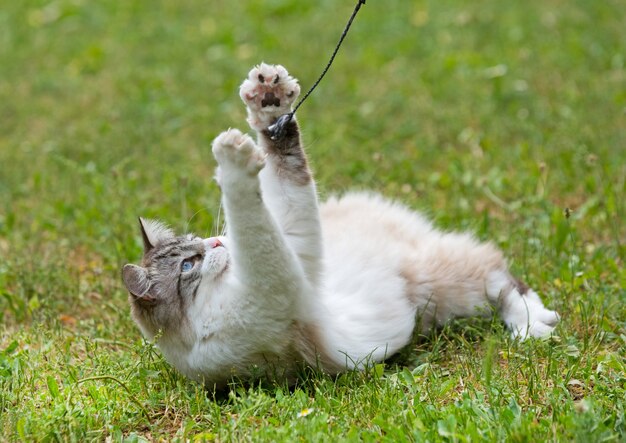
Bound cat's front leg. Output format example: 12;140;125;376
211;128;304;299
240;63;308;183
240;63;323;287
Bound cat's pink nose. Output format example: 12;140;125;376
205;237;223;249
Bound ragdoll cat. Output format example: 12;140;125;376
122;63;559;387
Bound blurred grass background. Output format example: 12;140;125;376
0;0;625;440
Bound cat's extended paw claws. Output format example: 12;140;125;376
240;63;300;131
212;128;265;176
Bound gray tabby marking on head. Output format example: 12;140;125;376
122;218;209;344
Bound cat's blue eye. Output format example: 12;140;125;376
181;259;194;273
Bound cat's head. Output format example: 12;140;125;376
122;218;229;342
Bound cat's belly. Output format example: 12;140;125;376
315;192;429;363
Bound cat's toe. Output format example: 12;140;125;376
503;288;559;341
510;322;555;340
212;128;248;152
528;321;556;339
212;128;265;175
540;309;560;327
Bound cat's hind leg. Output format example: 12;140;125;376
400;227;559;340
486;271;560;339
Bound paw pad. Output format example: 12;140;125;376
261;92;280;108
240;63;301;130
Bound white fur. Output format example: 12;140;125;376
147;64;559;385
139;218;175;246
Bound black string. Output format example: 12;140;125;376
268;0;367;140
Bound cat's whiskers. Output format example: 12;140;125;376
210;202;226;238
184;208;206;237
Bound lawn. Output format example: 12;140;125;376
1;0;625;441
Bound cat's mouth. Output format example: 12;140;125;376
202;238;230;277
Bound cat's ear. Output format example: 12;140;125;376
122;264;151;298
138;217;175;253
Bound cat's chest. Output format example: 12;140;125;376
193;297;238;341
200;316;223;340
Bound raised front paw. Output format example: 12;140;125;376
239;63;301;131
212;128;266;176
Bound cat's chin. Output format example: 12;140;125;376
201;247;230;280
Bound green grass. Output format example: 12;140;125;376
1;0;625;440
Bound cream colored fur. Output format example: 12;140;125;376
126;63;559;387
